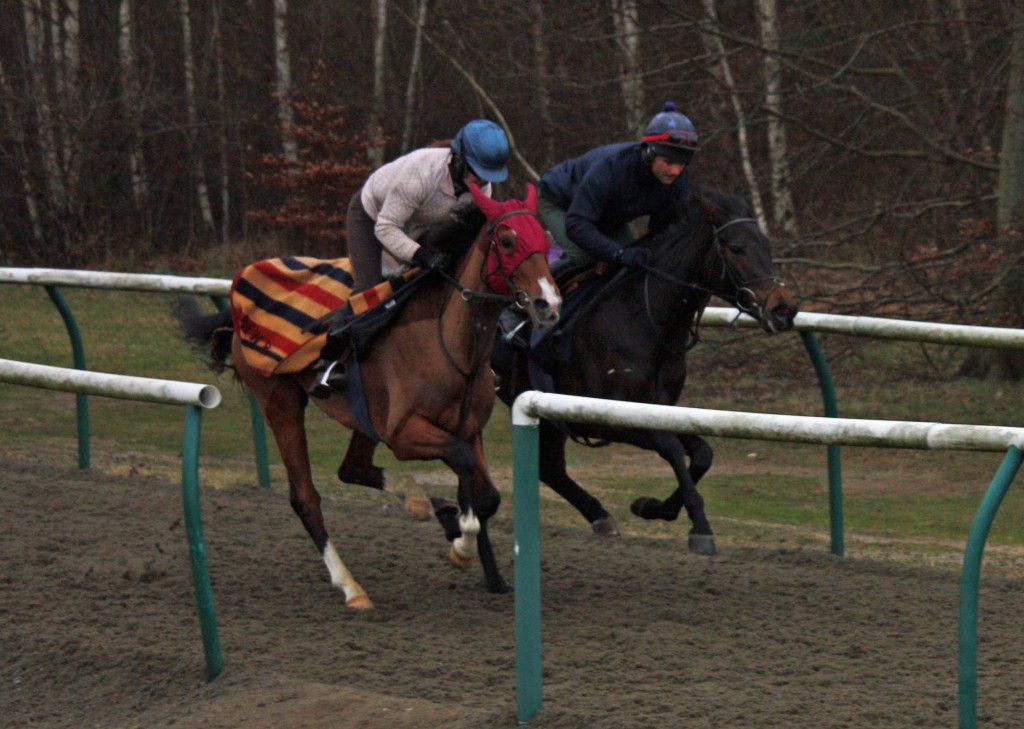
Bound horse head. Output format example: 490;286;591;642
469;183;561;331
697;191;798;333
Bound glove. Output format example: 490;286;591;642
614;246;648;268
412;244;450;272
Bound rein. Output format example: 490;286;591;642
433;209;544;391
638;215;785;323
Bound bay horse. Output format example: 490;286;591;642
177;184;560;608
494;190;797;554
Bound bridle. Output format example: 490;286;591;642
639;215;785;324
434;209;548;383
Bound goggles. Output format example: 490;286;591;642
641;129;698;146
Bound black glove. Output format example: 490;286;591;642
412;244;450;272
614;246;648;268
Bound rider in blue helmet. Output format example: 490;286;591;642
313;119;511;397
452;119;510;184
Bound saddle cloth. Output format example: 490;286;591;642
231;256;411;377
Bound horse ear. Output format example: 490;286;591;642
524;183;538;212
469;183;502;221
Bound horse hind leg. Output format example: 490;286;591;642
238;353;373;607
629;431;716;556
337;432;431;520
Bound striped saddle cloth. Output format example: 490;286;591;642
230;256;414;377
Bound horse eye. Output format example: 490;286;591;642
498;228;517;252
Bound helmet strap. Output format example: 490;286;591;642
449;152;469;197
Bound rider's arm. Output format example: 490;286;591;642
373;174;432;264
564;172;628;263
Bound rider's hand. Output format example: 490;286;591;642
412;244;450;272
614;246;648;268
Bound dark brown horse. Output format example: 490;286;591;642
177;184;560;608
494;190;797;554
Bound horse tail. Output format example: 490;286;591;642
170;295;234;373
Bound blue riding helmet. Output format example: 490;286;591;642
642;101;698;164
452;119;510;183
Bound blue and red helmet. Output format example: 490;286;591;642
452;119;510;183
642;102;698;164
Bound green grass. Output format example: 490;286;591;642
4;279;1024;571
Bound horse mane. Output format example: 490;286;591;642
416;198;487;260
688;188;752;225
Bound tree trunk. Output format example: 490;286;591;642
23;0;66;223
699;0;768;230
368;0;387;168
610;0;645;136
214;0;230;243
0;58;44;244
961;1;1024;379
530;0;555;171
179;0;216;239
400;0;429;154
119;0;149;232
755;0;799;238
273;0;298;162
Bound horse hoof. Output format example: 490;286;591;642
591;517;620;536
403;497;432;521
449;544;475;569
346;594;375;609
688;534;716;556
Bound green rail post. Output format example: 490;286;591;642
181;404;224;680
958;445;1022;729
45;285;90;469
513;417;543;723
211;295;270;489
799;330;844;556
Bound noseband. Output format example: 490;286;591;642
711;217;785;317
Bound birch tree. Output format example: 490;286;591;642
274;0;298;162
755;0;798;237
369;0;387;168
699;0;767;229
400;0;430;153
118;0;148;226
179;0;215;237
611;0;645;136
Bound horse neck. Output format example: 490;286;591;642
438;227;502;360
643;220;719;324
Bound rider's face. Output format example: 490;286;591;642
651;155;687;185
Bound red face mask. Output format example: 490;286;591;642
469;183;550;294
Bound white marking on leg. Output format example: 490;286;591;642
323;539;372;608
451;508;480;564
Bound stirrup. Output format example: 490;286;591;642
309;359;347;400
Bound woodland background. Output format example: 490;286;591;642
3;0;1024;374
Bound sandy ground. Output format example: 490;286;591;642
2;454;1023;728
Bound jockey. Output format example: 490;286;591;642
347;118;511;291
313;119;510;397
540;101;696;273
498;101;697;348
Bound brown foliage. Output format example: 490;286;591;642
246;97;372;257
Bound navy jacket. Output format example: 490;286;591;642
539;142;689;262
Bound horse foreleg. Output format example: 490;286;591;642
337;432;431;520
392;430;509;594
537;422;619;536
629;430;716;555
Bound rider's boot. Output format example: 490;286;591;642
309;358;347;400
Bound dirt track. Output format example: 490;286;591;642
2;454;1023;728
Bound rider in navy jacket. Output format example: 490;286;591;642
538;102;698;271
